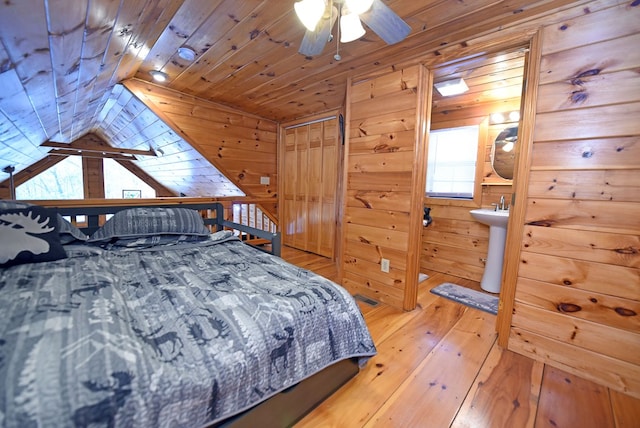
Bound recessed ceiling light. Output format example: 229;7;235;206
177;47;196;61
149;70;168;82
434;78;469;97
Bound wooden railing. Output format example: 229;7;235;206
222;199;278;249
24;196;280;251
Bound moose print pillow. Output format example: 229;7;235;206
0;206;67;268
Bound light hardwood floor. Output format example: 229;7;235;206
280;246;640;428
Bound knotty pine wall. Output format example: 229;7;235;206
501;2;640;398
341;66;426;310
124;79;279;217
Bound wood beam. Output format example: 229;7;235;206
41;141;156;157
47;149;138;161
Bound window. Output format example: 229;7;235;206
16;156;84;200
103;159;156;199
426;125;479;199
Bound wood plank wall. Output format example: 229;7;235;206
124;79;279;216
341;66;423;310
504;2;640;398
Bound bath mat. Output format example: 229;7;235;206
430;283;498;315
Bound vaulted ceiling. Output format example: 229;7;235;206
0;0;578;196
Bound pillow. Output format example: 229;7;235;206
88;207;210;242
0;206;67;268
0;200;30;210
57;216;89;244
100;234;210;249
0;200;89;244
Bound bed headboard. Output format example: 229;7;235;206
50;201;281;257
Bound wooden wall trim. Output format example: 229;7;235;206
338;78;354;285
404;65;432;310
496;29;542;346
280;109;342;129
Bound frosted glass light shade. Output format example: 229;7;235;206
434;78;469;96
177;47;196;61
295;0;325;31
340;13;365;43
149;70;168;82
345;0;374;15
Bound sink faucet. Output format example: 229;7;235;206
492;195;507;211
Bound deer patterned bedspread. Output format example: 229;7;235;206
0;235;376;427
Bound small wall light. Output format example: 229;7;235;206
434;78;469;97
490;110;521;125
490;112;505;124
149;70;169;82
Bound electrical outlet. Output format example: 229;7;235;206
260;176;270;185
381;258;390;273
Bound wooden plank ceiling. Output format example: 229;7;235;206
0;0;577;196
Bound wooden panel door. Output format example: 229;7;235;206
320;119;339;257
281;117;340;258
283;129;297;246
294;126;309;250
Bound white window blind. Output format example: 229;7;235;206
426;125;479;199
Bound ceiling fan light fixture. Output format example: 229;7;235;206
340;13;365;43
295;0;326;31
149;70;169;83
434;78;469;97
345;0;374;15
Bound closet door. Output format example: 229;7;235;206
282;117;339;258
283;129;297;248
294;126;309;250
319;119;338;258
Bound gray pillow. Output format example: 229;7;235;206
0;200;89;244
88;207;210;242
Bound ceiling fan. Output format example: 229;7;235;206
295;0;411;57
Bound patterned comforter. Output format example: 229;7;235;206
0;234;376;427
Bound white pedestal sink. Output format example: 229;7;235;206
470;208;510;293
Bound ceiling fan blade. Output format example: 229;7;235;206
360;0;410;45
298;6;338;56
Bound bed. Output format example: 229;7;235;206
0;200;376;427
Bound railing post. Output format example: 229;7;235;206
215;203;224;232
271;232;282;257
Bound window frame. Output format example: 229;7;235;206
424;117;488;208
